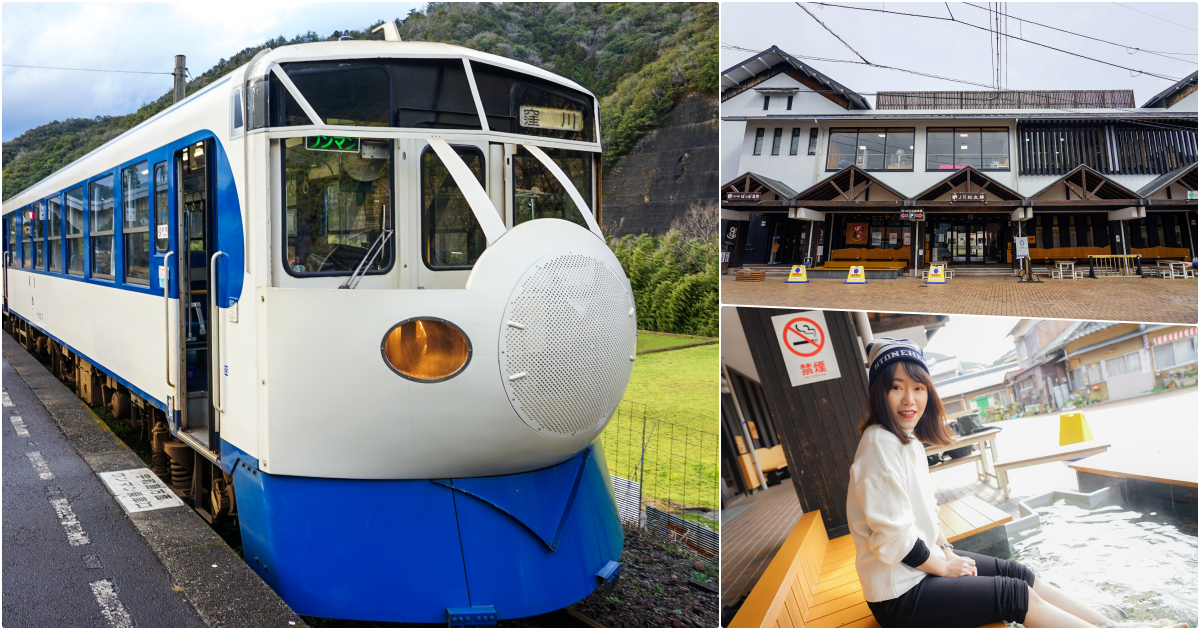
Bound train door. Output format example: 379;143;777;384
413;139;492;290
173;140;218;452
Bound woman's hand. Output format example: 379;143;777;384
942;553;977;578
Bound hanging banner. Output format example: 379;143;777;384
926;263;947;284
786;265;809;283
845;266;867;284
846;222;868;244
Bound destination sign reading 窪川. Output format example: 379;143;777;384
306;136;361;152
519;106;584;132
726;192;761;201
951;192;986;202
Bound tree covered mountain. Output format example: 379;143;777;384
2;2;716;200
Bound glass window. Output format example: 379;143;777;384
1105;356;1127;378
763;95;770;111
1052;216;1060;248
790;128;801;156
283;137;393;276
753;128;764;156
786;95;793;110
47;196;62;273
1154;342;1176;370
31;201;45;270
1086;362;1102;384
122;161;151;285
826;129;857;170
885;129;915;170
1177;337;1199;366
89;175;115;279
5;215;14;267
981;128;1009;170
282;65;391;127
473;62;594;142
954;129;982;169
808;128;818;155
512;146;592;230
232;87;244;130
423;145;485;269
1069;367;1085;391
926;128;954;170
19;212;29;268
1125;350;1141;374
154;163;169;253
857;128;886;170
66;186;84;275
771;128;783;156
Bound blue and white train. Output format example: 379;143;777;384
3;36;635;623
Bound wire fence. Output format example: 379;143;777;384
602;400;719;561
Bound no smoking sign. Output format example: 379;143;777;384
770;311;842;387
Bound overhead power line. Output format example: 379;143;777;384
1113;3;1198;32
796;3;871;65
808;2;1185;82
962;3;1198;63
718;44;1199;134
2;64;174;75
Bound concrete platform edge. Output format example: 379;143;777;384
3;332;305;628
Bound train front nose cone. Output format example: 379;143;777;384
382;318;472;382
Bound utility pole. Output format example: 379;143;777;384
173;55;187;104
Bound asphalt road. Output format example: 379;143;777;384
2;355;204;628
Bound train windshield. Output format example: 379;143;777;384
511;147;592;229
262;58;595;142
282;137;393;276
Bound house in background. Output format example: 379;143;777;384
720;47;1198;275
934;362;1019;419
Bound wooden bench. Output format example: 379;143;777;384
993;442;1111;500
940;496;1013;544
1028;245;1111;263
729;509;1007;628
755;445;788;473
816;261;908;271
829;247;911;263
929;450;984;476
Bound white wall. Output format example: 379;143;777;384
1167;90;1198;113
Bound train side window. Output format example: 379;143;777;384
66;186;85;276
471;62;595;143
511;146;592;229
89;174;115;279
279;65;391;127
30;202;45;270
422;145;485;269
122;161;151;285
282;137;393;276
18;211;28;268
5;215;15;267
47;195;62;273
231;86;244;135
154;163;169;253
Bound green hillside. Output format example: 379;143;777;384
2;2;716;200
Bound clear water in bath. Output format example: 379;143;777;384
1006;496;1197;627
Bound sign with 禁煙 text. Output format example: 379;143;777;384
786;265;808;283
845;265;867;284
951;192;986;202
770;310;843;386
726;192;761;201
306;136;360;152
1014;236;1029;259
99;468;185;513
519;105;583;131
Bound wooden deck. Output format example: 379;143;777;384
1068;450;1198;488
939;495;1013;542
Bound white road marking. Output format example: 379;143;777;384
45;486;90;546
3;389;13;407
89;579;133;628
11;415;30;437
26;451;54;480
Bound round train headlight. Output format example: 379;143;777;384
381;318;472;382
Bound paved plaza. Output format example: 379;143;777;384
722;274;1198;323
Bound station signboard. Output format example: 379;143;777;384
726;192;762;201
951;192;986;202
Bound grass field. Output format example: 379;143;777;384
635;330;714;353
603;333;720;526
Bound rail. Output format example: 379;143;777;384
209;251;226;417
164;251;174;388
1088;254;1141;278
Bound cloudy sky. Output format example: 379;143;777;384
3;2;422;142
924;313;1021;365
721;2;1198;107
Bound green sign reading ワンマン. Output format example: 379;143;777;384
306;136;360;152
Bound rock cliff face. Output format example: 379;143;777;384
601;90;718;238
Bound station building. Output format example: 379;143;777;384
720;47;1199;275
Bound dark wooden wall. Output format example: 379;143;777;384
737;307;870;538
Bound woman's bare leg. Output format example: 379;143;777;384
1023;586;1095;628
1032;578;1112;626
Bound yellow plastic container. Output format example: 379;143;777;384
1059;411;1094;446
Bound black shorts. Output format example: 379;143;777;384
866;550;1037;628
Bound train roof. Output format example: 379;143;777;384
3;40;594;214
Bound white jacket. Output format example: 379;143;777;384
846;424;944;602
